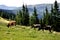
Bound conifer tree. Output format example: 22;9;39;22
29;15;35;26
15;12;20;24
54;0;59;15
54;0;60;31
24;5;29;25
22;4;25;25
33;7;39;24
50;5;54;25
45;7;49;25
43;12;46;25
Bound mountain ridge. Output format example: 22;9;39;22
0;4;60;19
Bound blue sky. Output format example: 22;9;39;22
0;0;60;7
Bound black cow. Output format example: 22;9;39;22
38;24;52;33
32;24;52;33
31;24;41;28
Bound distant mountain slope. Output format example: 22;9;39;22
0;5;19;14
0;5;19;10
27;4;52;18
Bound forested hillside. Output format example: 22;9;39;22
0;0;60;31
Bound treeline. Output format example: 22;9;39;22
15;0;60;31
15;5;39;26
15;5;30;26
0;10;15;20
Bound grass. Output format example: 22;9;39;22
0;17;60;40
0;23;60;40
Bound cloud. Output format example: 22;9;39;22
0;0;59;7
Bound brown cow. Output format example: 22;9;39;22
7;21;16;28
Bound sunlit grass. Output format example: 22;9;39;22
0;23;60;40
0;17;60;40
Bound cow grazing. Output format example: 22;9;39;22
32;24;52;33
31;24;41;28
31;24;41;30
45;25;52;32
38;24;52;33
7;21;16;28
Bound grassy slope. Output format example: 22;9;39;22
0;17;60;40
0;17;9;23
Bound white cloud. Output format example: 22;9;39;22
0;0;60;7
0;0;23;7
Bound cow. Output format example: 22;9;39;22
45;25;52;32
32;24;52;33
31;24;41;30
31;24;41;28
38;24;52;33
7;21;16;28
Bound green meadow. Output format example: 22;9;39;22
0;17;60;40
0;22;60;40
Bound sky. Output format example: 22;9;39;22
0;0;60;7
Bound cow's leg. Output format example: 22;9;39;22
14;22;16;26
42;28;44;32
7;24;9;28
31;25;34;28
41;27;44;32
34;27;36;30
38;26;41;31
49;27;52;33
38;28;40;31
15;23;16;26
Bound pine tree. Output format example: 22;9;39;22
50;5;53;25
43;12;46;25
45;7;49;25
22;4;26;25
15;10;22;25
33;7;39;24
54;0;59;15
29;15;35;26
15;4;30;26
15;12;19;24
52;0;60;31
30;7;39;26
18;10;22;25
21;4;30;26
24;5;29;26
